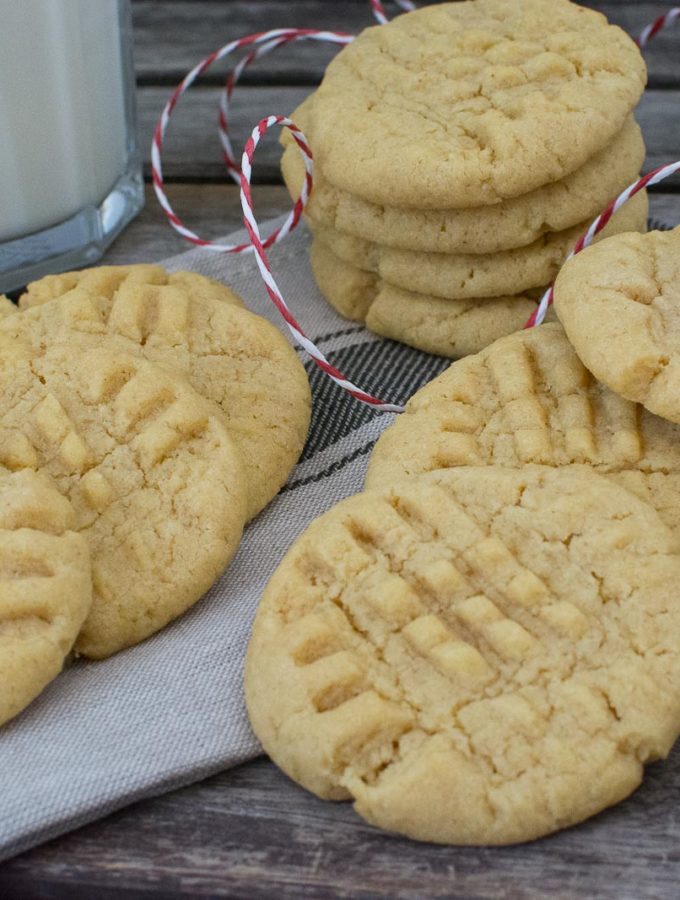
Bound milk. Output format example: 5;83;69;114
0;0;131;242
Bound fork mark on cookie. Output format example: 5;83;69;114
33;394;90;473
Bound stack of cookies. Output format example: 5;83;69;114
282;0;649;357
0;264;311;728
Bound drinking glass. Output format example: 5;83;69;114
0;0;144;292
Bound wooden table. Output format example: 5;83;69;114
2;3;680;896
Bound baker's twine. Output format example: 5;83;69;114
240;116;405;413
370;0;417;27
217;3;414;179
151;29;353;254
525;160;680;328
152;0;411;239
152;1;412;410
153;3;679;410
217;31;353;188
637;6;680;46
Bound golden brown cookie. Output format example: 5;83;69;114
282;113;645;254
310;238;542;358
305;0;645;207
19;264;243;311
366;323;680;532
307;191;648;301
0;467;91;726
246;465;680;844
3;272;311;519
0;346;247;659
0;296;16;318
554;226;680;425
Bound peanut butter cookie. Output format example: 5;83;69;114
19;264;243;311
0;297;15;318
310;238;542;358
305;0;645;207
246;465;680;844
3;270;311;519
282;113;645;254
367;324;680;532
554;227;680;425
0;467;91;726
308;191;648;301
0;346;247;658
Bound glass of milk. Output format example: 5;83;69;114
0;0;144;292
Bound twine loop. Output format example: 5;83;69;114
153;3;680;409
240;116;405;413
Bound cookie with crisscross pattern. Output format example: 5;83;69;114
246;465;680;844
0;467;91;725
0;346;246;658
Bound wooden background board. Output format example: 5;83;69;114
132;1;680;87
2;1;680;896
136;87;680;186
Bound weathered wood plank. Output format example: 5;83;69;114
648;192;680;226
3;748;680;899
103;183;292;263
132;0;357;86
637;90;680;190
132;1;680;88
83;185;680;268
137;85;680;189
138;85;310;183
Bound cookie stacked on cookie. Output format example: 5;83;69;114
0;264;311;725
282;0;648;357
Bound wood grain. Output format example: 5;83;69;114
138;85;309;183
137;86;680;190
648;192;680;226
102;186;680;267
103;183;292;263
132;0;680;88
3;749;680;899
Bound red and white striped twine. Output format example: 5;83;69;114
153;3;678;411
637;6;680;46
240;116;405;413
151;1;413;411
151;29;353;254
217;4;415;177
153;0;413;228
370;0;417;27
217;30;352;187
525;159;680;329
